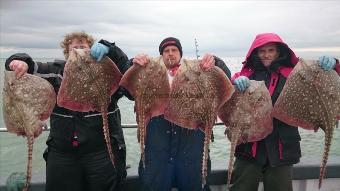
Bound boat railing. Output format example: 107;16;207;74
1;123;340;191
0;122;226;132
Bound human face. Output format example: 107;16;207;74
69;38;90;51
162;45;181;69
257;43;280;68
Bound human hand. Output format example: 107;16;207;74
234;76;250;92
132;54;150;67
199;53;215;71
9;60;28;78
319;56;336;71
90;42;109;62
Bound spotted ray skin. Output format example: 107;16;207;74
3;71;56;191
164;59;234;187
272;59;340;188
120;56;170;166
57;49;122;167
218;80;273;188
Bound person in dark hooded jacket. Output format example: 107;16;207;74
5;31;133;191
131;37;231;191
230;33;340;191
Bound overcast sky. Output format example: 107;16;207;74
0;0;339;60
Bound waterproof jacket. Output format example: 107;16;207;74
231;33;302;167
5;39;133;155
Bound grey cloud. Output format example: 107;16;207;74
1;1;340;59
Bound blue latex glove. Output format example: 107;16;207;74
90;42;109;62
319;56;336;71
234;76;250;92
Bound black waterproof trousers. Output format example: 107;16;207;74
45;148;124;191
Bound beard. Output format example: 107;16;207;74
164;57;180;69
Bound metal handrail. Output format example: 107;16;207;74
0;122;226;132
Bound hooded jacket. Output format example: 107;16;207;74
231;33;302;166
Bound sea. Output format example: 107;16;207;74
0;57;339;180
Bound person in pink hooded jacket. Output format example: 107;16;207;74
230;33;339;191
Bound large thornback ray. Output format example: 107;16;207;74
3;71;56;191
120;56;170;166
164;59;234;187
272;59;340;188
57;49;122;167
218;80;273;188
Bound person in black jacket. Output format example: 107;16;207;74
230;33;340;191
5;31;133;191
131;37;231;191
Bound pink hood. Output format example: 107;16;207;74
231;33;299;84
244;33;299;65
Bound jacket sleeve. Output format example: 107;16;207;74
4;53;63;75
231;72;242;83
98;39;132;74
5;53;65;90
335;59;340;75
99;40;134;101
5;53;35;74
231;66;253;83
214;56;231;79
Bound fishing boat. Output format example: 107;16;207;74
0;124;339;191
